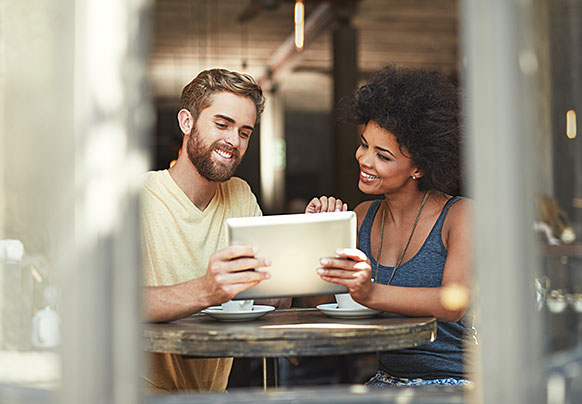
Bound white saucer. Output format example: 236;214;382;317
202;305;275;322
316;303;381;319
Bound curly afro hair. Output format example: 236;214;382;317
346;65;463;196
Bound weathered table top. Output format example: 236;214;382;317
142;308;436;358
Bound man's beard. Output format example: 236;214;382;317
187;127;243;182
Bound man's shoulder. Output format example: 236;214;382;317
142;170;174;196
219;177;255;196
143;169;168;186
218;177;261;216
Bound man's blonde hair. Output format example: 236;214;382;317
180;68;265;123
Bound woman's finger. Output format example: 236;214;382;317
305;197;322;213
326;197;336;212
334;248;369;262
319;256;359;270
319;196;329;211
306;196;348;213
317;267;357;279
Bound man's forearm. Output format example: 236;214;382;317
143;279;212;322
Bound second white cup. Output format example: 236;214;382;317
335;293;368;310
222;299;254;312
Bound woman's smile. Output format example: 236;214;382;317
359;169;380;183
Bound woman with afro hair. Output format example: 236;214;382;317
306;65;475;387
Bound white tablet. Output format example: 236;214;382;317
226;211;356;299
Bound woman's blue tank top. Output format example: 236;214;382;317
359;197;473;380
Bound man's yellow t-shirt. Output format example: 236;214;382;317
141;170;262;393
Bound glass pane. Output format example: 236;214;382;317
537;0;582;351
1;1;148;403
0;2;71;400
536;1;582;400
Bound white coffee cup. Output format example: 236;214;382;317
335;293;368;310
221;299;254;312
32;306;60;348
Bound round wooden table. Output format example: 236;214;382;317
142;308;437;388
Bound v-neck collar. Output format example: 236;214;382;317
163;170;220;216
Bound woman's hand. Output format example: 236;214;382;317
316;248;373;304
305;196;348;213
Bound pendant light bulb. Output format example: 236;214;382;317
566;109;577;139
294;0;304;50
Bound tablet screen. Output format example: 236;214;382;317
227;211;355;299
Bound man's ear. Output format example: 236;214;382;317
177;109;193;136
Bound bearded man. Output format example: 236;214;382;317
141;69;276;393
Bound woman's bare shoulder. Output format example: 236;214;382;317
353;200;377;229
443;197;473;235
449;197;473;217
353;200;376;216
